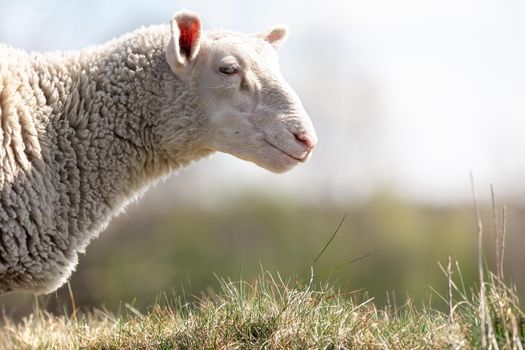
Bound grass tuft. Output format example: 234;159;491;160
0;269;523;349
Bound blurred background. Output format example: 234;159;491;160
1;0;524;318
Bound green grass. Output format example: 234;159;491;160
0;268;523;349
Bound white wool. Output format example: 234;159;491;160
0;12;316;294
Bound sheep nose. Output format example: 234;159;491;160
294;133;317;150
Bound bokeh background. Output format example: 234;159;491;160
1;0;524;318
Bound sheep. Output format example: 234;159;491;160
0;11;317;294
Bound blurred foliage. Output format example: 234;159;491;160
1;192;524;320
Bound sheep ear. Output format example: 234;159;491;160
261;25;289;49
166;11;202;77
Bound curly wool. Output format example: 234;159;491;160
0;24;211;294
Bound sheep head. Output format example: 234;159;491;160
165;11;317;173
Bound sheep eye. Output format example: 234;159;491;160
219;65;237;75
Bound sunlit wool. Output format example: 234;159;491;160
0;11;316;294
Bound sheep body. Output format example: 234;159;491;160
0;25;211;293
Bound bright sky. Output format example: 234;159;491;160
1;0;523;203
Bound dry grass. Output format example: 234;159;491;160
0;189;524;349
0;269;523;349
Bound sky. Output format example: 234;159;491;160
1;0;524;203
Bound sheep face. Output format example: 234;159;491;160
165;11;317;173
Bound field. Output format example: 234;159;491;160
0;269;523;349
0;192;524;349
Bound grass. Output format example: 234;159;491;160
0;270;523;349
0;188;524;349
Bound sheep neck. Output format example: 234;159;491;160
0;24;212;293
35;25;209;249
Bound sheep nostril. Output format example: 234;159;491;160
294;133;316;150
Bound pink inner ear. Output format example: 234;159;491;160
267;31;282;43
266;27;287;45
178;21;200;59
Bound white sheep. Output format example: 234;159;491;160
0;11;317;294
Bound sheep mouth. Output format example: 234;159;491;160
263;139;308;163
